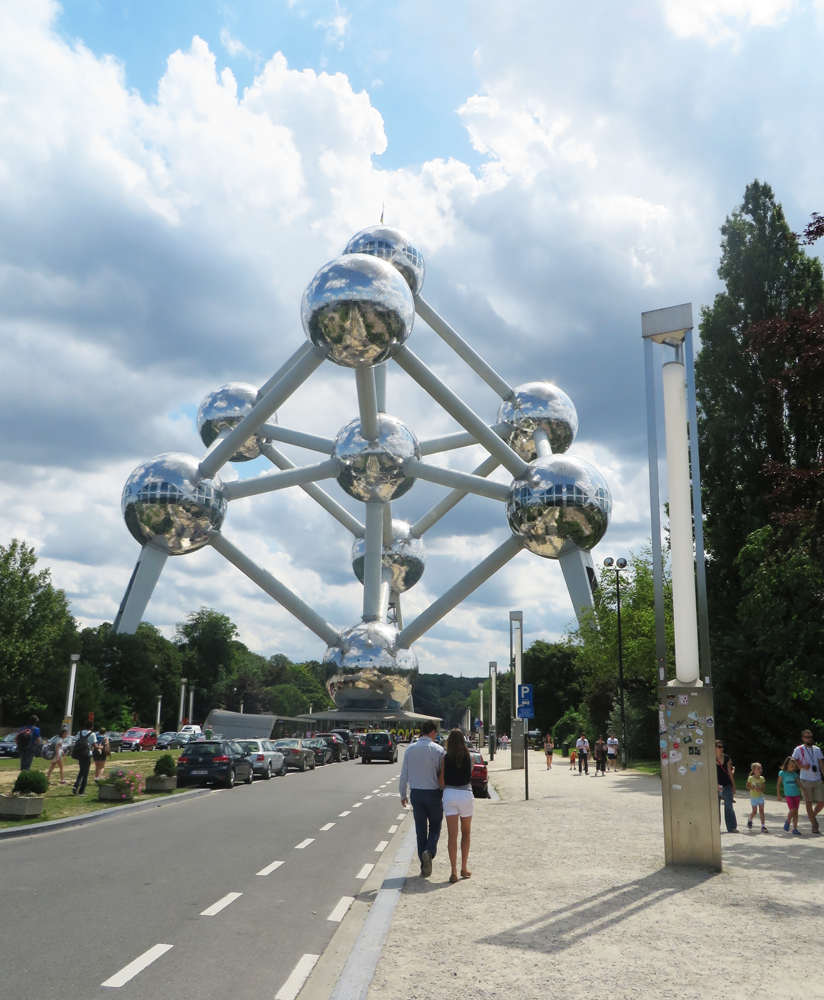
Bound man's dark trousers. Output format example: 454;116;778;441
578;752;589;775
410;788;443;861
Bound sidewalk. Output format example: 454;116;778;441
367;750;824;1000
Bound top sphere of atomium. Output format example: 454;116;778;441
197;383;270;462
343;225;425;297
351;519;426;593
333;414;420;502
122;453;226;555
323;620;418;675
497;382;578;460
506;454;611;557
301;254;415;369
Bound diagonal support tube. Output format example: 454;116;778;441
375;363;387;413
260;443;364;536
415;297;513;400
223;460;339;501
256;341;315;399
200;346;325;479
355;367;380;441
405;459;510;501
363;501;385;621
209;531;339;646
383;503;394;546
411;454;500;537
394;348;528;478
419;424;509;457
259;423;334;454
112;543;168;635
397;534;525;647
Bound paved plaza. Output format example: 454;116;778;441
368;751;823;1000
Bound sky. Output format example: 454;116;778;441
1;0;822;675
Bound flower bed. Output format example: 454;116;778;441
97;767;145;802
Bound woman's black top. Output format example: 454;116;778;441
444;753;472;788
717;753;733;787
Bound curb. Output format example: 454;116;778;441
0;788;212;840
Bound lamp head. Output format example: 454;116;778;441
603;557;614;568
616;557;628;570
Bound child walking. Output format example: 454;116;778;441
569;747;577;771
777;756;803;835
746;762;768;832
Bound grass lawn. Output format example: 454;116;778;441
0;750;186;830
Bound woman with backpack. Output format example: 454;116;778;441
72;727;97;795
46;727;69;785
93;727;110;780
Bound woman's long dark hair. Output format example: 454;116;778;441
446;728;470;766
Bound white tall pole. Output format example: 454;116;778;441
662;361;700;683
189;688;194;726
489;661;497;730
478;682;484;748
65;654;80;735
179;678;187;730
155;695;162;732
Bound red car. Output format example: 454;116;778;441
120;728;158;752
470;751;489;798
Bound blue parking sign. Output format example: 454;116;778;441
517;684;534;719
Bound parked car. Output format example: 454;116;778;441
120;728;158;752
470;751;489;798
331;729;357;759
0;733;20;757
306;738;333;766
106;732;123;753
178;724;202;739
360;731;398;764
236;739;286;779
317;733;349;762
176;740;253;788
272;738;316;771
156;731;187;751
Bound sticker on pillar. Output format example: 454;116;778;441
688;746;701;755
672;741;680;749
669;751;682;763
682;735;693;744
696;729;703;736
690;764;697;772
678;695;689;705
660;740;667;748
705;716;714;728
698;717;705;724
677;765;688;775
666;711;671;717
672;784;682;790
666;699;675;709
695;739;704;745
687;711;698;721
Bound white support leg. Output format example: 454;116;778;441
383;503;394;546
559;548;597;623
112;544;169;634
258;423;335;454
419;424;509;457
532;428;552;458
411;455;500;537
362;501;384;621
222;459;339;501
355;367;380;442
389;589;403;630
374;363;387;413
404;459;510;501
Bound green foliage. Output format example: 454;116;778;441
270;683;311;717
523;640;582;737
552;708;588;748
153;754;177;777
13;769;49;795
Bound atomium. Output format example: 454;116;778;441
114;221;614;682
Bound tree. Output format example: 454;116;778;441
0;539;78;726
175;608;239;718
523;640;582;738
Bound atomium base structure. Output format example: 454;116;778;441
113;225;613;684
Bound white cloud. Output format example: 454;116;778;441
314;3;351;49
662;0;798;41
219;27;258;62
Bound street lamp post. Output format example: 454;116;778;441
179;678;187;730
603;558;628;769
478;682;484;749
488;661;497;760
509;611;524;770
65;654;80;736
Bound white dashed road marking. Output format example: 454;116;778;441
200;892;242;916
372;788;381;793
102;944;173;988
363;795;373;799
375;840;389;852
356;863;374;879
295;838;315;849
353;802;363;808
276;954;320;1000
320;822;335;831
257;860;284;876
396;813;406;820
339;810;351;817
327;895;355;922
388;825;398;834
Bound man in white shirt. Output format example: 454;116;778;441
792;730;824;835
399;720;446;877
575;733;590;775
606;734;619;771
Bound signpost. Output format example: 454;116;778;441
517;684;534;800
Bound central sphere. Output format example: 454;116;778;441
351;519;426;593
197;382;269;462
343;225;425;297
323;621;418;676
333;414;420;502
301;254;414;368
121;453;226;555
506;454;611;558
497;382;578;460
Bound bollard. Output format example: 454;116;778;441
524;731;529;801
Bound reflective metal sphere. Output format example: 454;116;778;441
497;382;578;460
122;453;226;555
343;225;425;297
351;520;426;593
197;383;269;462
301;254;415;368
506;455;611;557
323;622;418;702
333;414;420;502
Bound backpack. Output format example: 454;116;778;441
41;742;56;760
17;727;33;751
72;732;92;760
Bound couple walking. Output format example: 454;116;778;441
399;721;474;884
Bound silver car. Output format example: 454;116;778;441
236;739;286;779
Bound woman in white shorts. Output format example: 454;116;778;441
439;729;475;884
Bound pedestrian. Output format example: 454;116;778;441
607;732;619;771
544;733;554;770
778;756;803;835
576;732;590;775
399;719;446;878
93;726;110;780
71;726;97;796
569;747;577;770
501;733;508;751
15;715;42;771
46;727;69;785
594;735;607;776
715;740;738;833
439;729;474;884
792;730;824;835
746;762;768;832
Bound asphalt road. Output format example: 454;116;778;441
1;751;406;999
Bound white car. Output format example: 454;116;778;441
236;739;287;779
179;724;202;738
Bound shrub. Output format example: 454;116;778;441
154;753;176;777
13;770;49;795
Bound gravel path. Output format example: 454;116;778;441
368;750;824;1000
